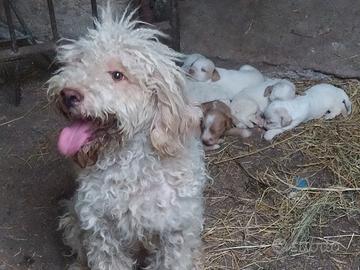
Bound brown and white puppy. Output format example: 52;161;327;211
200;100;250;150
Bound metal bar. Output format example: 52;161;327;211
91;0;98;19
91;0;98;28
9;1;36;44
170;0;180;51
4;0;18;52
13;61;21;106
46;0;59;40
0;42;55;62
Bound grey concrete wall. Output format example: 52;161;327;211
2;0;360;77
179;0;360;78
0;0;129;40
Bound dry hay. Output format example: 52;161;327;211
203;78;360;269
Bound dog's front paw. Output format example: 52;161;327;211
264;130;277;141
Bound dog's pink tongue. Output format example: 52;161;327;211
58;121;93;156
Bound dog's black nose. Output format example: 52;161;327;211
60;88;83;108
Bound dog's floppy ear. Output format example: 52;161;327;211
150;90;200;157
264;85;273;97
277;108;292;127
211;69;221;82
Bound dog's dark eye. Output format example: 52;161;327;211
201;68;206;72
109;71;125;81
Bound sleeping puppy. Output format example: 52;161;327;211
181;53;207;74
263;83;352;141
184;80;233;104
264;79;296;101
230;78;296;133
200;100;250;150
182;54;265;99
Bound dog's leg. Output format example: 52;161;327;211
62;214;133;270
157;230;202;270
59;200;88;269
85;232;134;270
78;215;136;270
264;121;301;141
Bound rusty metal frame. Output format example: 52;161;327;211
0;0;98;62
0;0;98;105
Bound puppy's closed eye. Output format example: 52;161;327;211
201;68;207;73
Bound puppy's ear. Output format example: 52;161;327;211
201;101;211;113
223;110;239;126
224;115;233;130
211;69;221;82
277;108;292;127
264;85;273;97
341;99;352;116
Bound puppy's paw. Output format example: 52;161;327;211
225;127;251;138
203;144;220;151
240;129;252;138
245;121;255;129
264;130;277;141
255;118;265;128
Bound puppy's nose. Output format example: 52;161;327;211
60;88;83;108
189;69;195;75
202;138;214;146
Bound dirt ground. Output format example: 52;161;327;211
0;66;74;270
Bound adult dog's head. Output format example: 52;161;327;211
48;6;199;166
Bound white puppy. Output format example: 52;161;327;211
215;65;265;99
264;79;296;101
230;78;296;131
263;83;352;141
184;79;232;104
182;54;265;100
181;53;207;74
188;57;218;82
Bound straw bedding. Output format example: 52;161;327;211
203;78;360;269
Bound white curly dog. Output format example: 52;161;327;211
48;6;206;270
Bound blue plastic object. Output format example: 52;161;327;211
295;178;309;189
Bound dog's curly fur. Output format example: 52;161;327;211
48;6;206;270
